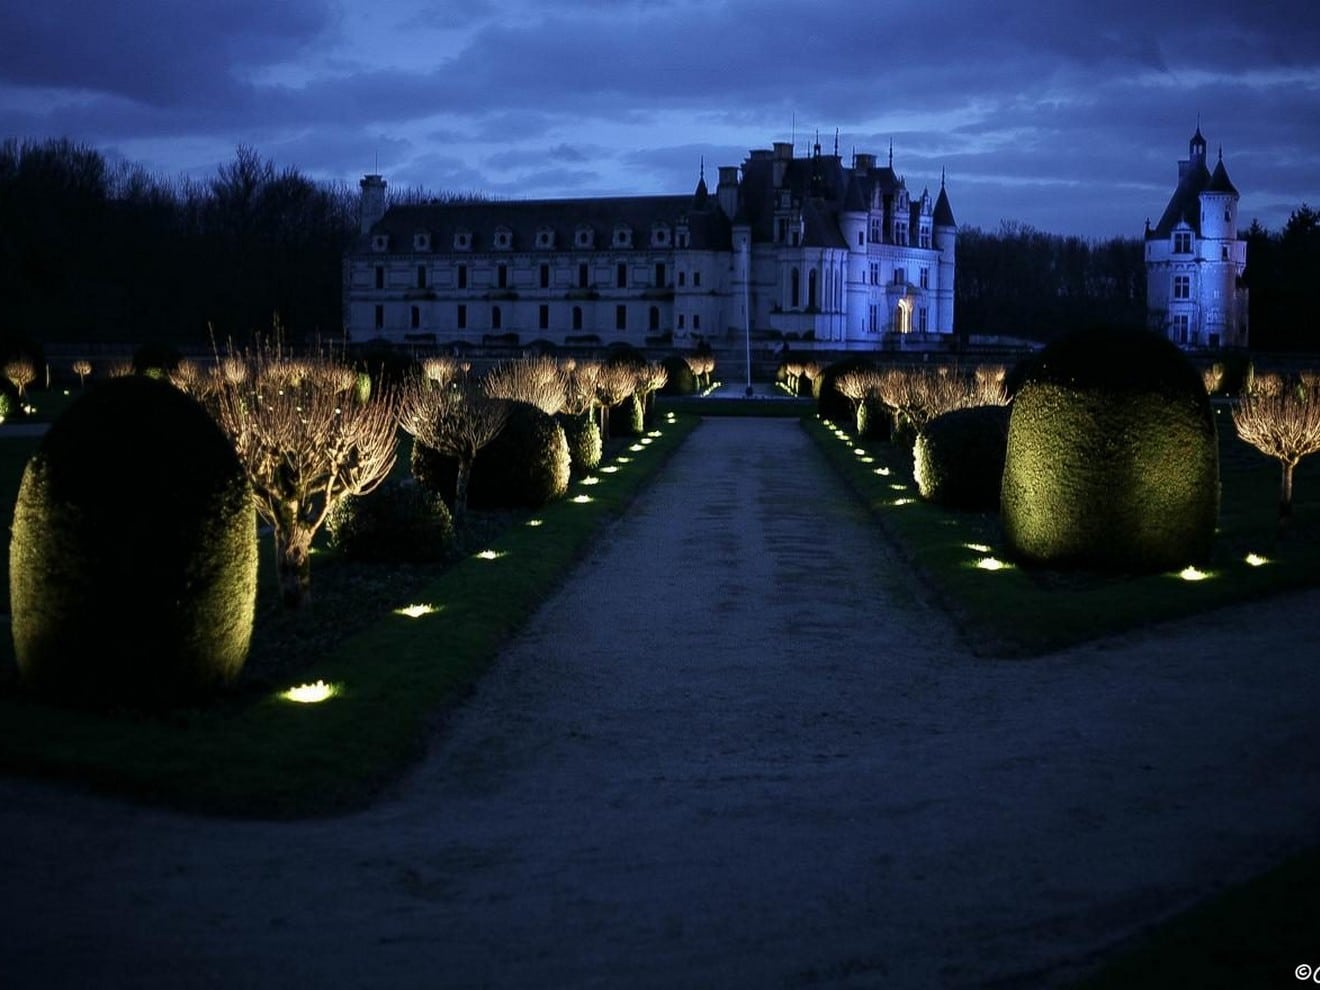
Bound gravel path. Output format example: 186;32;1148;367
2;416;1319;989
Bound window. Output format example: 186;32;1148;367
410;306;420;329
919;230;931;248
616;305;627;331
870;220;881;243
693;314;700;330
540;264;550;289
613;226;631;248
790;268;800;309
677;231;689;248
617;263;627;289
807;269;818;310
918;307;928;332
578;263;589;289
454;231;470;250
372;234;389;252
1174;231;1192;253
457;264;467;289
1224;208;1232;222
417;265;427;289
1173;274;1191;300
575;226;594;249
919;267;929;289
1222;245;1230;261
497;264;508;289
678;271;686;287
649;306;660;331
413;232;430;251
896;223;908;246
894;267;906;285
572;306;582;331
539;304;549;330
869;262;879;286
491;305;502;330
375;265;384;290
655;262;666;288
494;228;512;250
1173;313;1190;343
858;231;864;247
693;271;701;288
374;304;383;329
457;304;467;329
777;219;789;243
678;314;685;329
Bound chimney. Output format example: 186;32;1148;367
716;165;740;218
772;141;793;187
359;174;387;234
854;152;876;173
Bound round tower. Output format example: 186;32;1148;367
359;173;387;234
932;174;957;334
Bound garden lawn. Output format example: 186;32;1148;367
0;412;697;819
805;404;1320;657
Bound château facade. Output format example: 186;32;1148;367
1145;125;1248;349
342;138;956;350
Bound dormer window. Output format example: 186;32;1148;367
413;230;431;252
613;224;632;248
371;234;389;253
536;226;555;249
454;229;472;251
676;228;690;249
651;223;670;247
493;226;513;250
1173;230;1192;254
575;225;595;249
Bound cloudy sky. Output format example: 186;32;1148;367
2;0;1317;240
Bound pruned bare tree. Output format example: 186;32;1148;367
4;359;36;399
71;359;92;387
210;338;399;607
1232;380;1320;523
398;376;510;525
481;355;566;415
561;359;601;417
422;356;459;388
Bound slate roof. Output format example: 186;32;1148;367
933;184;956;227
1150;157;1212;239
1207;154;1239;196
356;193;731;254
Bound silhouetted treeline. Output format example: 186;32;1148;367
954;222;1146;341
1244;206;1320;351
0;138;360;350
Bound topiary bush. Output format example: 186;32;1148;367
325;478;453;562
660;354;697;395
9;376;258;708
609;393;646;438
558;410;602;472
815;356;877;427
1000;326;1219;572
914;405;1011;510
412;400;570;510
857;396;891;440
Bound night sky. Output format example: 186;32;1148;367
2;0;1317;239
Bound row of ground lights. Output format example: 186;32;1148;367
822;418;915;508
280;413;679;704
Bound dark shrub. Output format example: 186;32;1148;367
9;376;257;708
412;400;570;510
815;356;877;427
132;340;182;377
914;405;1011;510
661;354;697;395
857;396;891;440
609;393;646;438
353;342;420;395
1000;326;1219;572
558;410;602;472
325;478;453;562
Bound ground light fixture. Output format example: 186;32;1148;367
475;549;506;560
599;466;620;474
526;519;544;527
873;467;891;476
1245;553;1268;567
965;543;993;554
616;456;633;464
974;557;1010;571
891;497;916;506
394;603;441;618
579;476;600;486
572;494;594;504
281;680;339;704
1178;566;1212;581
628;444;645;452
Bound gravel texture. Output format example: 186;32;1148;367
2;416;1319;989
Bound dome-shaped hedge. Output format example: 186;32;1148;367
412;400;570;510
558;410;602;472
9;376;257;708
914;404;1011;510
660;354;697;395
1000;327;1219;572
325;478;453;562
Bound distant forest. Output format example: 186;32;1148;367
1;138;1316;357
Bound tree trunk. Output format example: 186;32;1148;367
453;457;473;526
1280;458;1297;523
276;534;312;608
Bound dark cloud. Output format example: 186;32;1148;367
0;0;1314;237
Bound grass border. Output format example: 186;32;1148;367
0;412;699;820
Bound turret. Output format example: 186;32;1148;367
1200;149;1239;240
716;166;740;219
933;174;957;334
359;173;387;234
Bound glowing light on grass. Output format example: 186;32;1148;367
629;444;645;452
580;476;600;486
600;465;620;474
965;543;992;553
616;456;633;464
395;603;440;618
974;556;1010;571
281;680;339;704
647;430;663;438
572;494;594;504
889;483;908;492
853;448;867;456
526;519;544;527
640;437;654;445
873;467;891;476
1178;566;1211;581
475;549;506;560
1245;552;1268;567
892;497;915;506
860;456;875;463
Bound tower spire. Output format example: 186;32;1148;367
888;139;893;168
